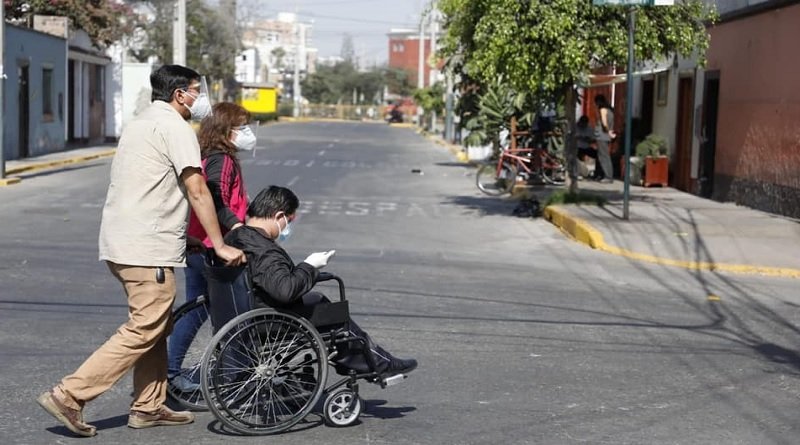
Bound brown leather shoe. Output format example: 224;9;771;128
128;406;195;429
36;391;97;437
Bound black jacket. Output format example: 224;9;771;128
224;226;319;308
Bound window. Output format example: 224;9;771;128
42;67;54;121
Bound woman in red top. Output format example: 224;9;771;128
168;103;256;391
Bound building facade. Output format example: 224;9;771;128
700;0;800;217
3;24;67;160
387;28;432;91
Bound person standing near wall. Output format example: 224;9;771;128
594;94;616;183
36;64;246;437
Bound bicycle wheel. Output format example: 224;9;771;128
476;162;517;195
541;154;566;185
167;295;212;410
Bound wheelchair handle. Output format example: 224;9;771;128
317;272;346;302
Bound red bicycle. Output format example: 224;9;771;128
475;139;566;195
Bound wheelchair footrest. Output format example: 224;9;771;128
382;373;408;387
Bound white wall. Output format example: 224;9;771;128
121;63;153;130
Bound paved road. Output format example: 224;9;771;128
1;122;799;444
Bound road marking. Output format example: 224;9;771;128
318;150;326;156
306;160;315;167
287;176;299;187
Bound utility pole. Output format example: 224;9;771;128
622;8;635;220
173;0;186;65
0;0;5;180
429;8;437;134
417;1;426;127
293;22;305;117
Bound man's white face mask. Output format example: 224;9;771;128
181;76;213;121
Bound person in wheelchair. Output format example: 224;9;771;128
224;185;418;380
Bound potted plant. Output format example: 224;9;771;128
632;134;669;187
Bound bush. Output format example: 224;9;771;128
278;102;294;117
635;134;669;158
544;190;606;207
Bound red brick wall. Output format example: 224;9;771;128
388;36;432;88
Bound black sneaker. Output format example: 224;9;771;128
382;357;417;377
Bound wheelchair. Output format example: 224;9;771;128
169;263;399;435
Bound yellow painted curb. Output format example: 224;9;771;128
5;149;116;176
0;177;22;186
544;205;800;278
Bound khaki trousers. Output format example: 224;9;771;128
56;262;175;414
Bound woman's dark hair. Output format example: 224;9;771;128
150;64;200;102
197;102;251;158
247;186;299;219
594;94;611;109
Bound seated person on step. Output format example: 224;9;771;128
224;185;418;380
575;115;597;179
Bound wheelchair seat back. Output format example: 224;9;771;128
204;264;253;333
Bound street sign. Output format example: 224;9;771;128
593;0;674;5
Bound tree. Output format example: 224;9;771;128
128;0;239;92
340;33;355;64
301;62;386;105
384;67;414;97
438;0;715;191
5;0;140;47
271;47;286;71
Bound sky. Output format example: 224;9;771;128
236;0;426;65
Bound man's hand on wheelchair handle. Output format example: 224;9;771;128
215;244;247;266
304;250;335;269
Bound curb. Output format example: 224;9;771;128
3;149;116;183
544;205;800;278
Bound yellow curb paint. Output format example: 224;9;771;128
5;149;116;176
707;294;721;301
543;205;800;279
0;177;22;186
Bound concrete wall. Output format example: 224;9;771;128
3;25;67;160
705;3;800;217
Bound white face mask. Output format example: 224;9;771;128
182;91;212;121
232;126;257;151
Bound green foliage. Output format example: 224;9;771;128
412;83;446;115
5;0;141;47
438;0;716;95
126;0;238;85
544;190;607;207
301;62;385;105
384;68;414;97
463;79;514;147
635;133;669;158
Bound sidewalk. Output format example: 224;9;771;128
421;131;800;278
542;180;800;278
1;145;116;185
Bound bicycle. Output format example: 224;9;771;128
475;131;566;195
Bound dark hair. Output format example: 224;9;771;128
578;115;589;125
198;102;251;158
150;64;200;102
247;186;299;219
594;94;611;109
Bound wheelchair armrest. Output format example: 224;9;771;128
316;272;346;302
317;272;336;282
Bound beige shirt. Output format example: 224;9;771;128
99;101;202;267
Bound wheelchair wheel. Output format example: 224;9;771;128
167;295;211;410
323;388;362;427
201;309;328;435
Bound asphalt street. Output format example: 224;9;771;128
1;122;799;445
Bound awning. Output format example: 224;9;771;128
581;65;670;88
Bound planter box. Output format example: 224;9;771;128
467;144;493;161
644;156;669;187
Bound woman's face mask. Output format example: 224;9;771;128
232;126;257;151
